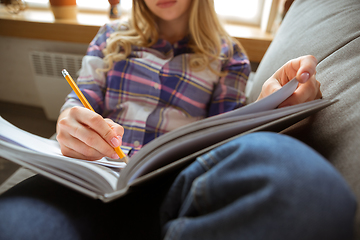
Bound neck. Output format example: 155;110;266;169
157;15;189;44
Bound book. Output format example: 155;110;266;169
0;79;336;202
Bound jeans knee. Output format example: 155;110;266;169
161;132;356;240
230;132;355;197
231;132;356;237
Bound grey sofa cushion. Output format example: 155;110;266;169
247;0;360;237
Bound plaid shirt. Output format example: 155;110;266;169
62;22;250;151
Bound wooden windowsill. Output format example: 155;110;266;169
0;7;273;62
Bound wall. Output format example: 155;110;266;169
0;36;88;107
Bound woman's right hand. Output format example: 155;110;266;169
56;106;124;161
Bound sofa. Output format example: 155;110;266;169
1;0;360;238
247;0;360;238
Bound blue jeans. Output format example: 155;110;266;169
160;132;356;240
0;132;356;240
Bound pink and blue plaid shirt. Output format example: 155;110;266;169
62;22;251;151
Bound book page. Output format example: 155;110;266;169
0;139;118;193
210;78;299;120
0;116;127;169
0;116;129;194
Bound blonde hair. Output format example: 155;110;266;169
102;0;245;76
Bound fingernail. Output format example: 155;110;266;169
299;72;310;83
110;137;120;148
111;153;120;159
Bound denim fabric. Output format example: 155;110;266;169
160;132;357;240
0;173;172;240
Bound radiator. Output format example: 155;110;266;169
29;51;83;121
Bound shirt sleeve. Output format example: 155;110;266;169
60;23;120;115
207;41;251;117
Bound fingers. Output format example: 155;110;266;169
57;132;105;161
257;78;282;101
257;55;322;106
273;55;317;85
57;107;124;160
278;76;322;108
104;118;124;137
71;108;121;148
294;55;317;83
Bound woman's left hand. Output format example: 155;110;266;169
257;55;322;107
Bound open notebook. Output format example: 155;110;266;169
0;79;336;202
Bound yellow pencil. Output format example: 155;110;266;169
62;69;127;163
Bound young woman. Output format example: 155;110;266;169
55;0;322;161
0;1;355;239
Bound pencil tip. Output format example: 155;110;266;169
120;156;128;164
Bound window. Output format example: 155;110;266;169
25;0;274;28
214;0;264;26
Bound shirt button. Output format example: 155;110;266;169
153;83;160;89
134;141;140;147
